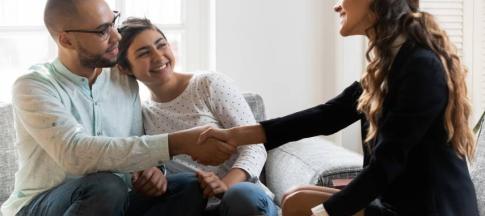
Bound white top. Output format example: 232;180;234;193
1;59;169;216
311;204;329;216
143;72;267;180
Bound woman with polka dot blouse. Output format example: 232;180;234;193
117;17;277;216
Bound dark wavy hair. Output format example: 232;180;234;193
117;17;166;70
357;0;475;160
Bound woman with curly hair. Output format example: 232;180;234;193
198;0;479;215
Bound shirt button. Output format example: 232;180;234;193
94;101;98;106
97;131;102;136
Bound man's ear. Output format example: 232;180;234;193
58;32;75;49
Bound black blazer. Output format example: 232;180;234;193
260;40;479;216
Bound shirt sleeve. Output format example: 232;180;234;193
260;81;364;151
12;76;170;176
324;54;448;215
200;72;267;179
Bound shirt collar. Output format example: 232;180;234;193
52;58;108;89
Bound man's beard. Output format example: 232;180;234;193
78;45;116;68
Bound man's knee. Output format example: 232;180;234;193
77;172;129;207
82;172;127;195
58;172;129;215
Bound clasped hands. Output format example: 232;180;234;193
170;125;239;166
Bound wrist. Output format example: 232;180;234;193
221;168;248;187
231;124;266;145
168;131;190;156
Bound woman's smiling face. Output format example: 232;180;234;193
126;29;176;85
334;0;375;36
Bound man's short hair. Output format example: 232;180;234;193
44;0;81;39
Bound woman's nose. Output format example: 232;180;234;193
334;2;342;12
151;50;164;62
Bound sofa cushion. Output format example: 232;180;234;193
472;118;485;215
265;137;363;205
242;93;266;122
0;103;17;207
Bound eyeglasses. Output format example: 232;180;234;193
64;11;121;41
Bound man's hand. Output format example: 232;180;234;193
132;167;167;197
196;170;228;198
193;137;236;165
169;125;237;166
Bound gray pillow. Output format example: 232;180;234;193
0;103;17;206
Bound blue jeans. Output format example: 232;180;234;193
17;172;206;216
204;182;278;216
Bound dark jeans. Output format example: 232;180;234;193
17;172;206;216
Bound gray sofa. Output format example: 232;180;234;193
472;118;485;215
1;93;484;215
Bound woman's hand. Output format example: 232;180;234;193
196;170;228;198
198;127;236;146
197;124;267;147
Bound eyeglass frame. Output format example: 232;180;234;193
64;11;121;40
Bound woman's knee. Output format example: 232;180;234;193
282;190;332;216
282;185;313;202
223;182;260;202
282;191;306;216
282;190;304;208
220;182;276;216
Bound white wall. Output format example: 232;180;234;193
335;36;366;153
214;0;337;118
214;0;365;152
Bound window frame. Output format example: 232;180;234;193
0;0;213;103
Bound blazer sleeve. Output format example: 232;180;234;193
324;53;448;215
260;81;363;150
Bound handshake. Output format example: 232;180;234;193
168;124;266;166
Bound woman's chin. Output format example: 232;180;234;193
339;28;364;37
339;28;351;37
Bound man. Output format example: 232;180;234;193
0;0;235;215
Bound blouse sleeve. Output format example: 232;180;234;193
200;72;267;179
260;81;364;150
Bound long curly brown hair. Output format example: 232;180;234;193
357;0;476;160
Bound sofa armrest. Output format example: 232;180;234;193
0;103;17;207
264;137;362;205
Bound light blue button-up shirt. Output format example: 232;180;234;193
1;59;169;216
